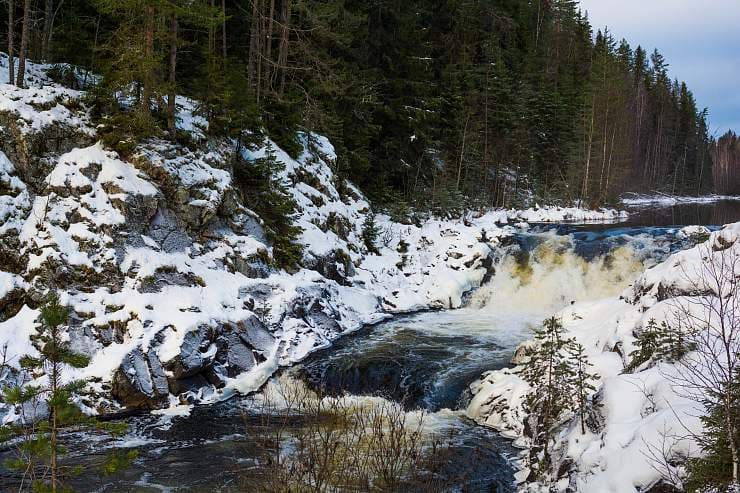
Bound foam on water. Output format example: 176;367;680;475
471;229;671;321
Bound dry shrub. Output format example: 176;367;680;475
238;376;461;492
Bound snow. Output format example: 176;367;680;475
0;305;39;368
0;151;30;236
467;221;740;492
0;272;25;299
510;206;628;223
0;55;93;136
0;54;642;470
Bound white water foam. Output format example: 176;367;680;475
471;231;664;322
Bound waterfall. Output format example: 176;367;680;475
470;229;670;320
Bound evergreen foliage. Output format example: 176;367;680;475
0;294;135;492
685;369;740;493
519;317;598;478
233;145;303;271
569;341;599;436
361;212;380;255
625;318;695;372
0;0;721;212
518;317;599;477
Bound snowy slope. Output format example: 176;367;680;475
0;55;627;422
467;223;739;492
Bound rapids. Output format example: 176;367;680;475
9;200;740;492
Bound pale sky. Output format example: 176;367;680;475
578;0;740;136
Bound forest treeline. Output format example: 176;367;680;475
712;131;740;195
1;0;736;210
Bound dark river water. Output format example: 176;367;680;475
621;198;740;227
2;200;738;492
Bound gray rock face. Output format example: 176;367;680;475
166;327;217;379
138;269;205;294
0;112;94;192
239;315;275;355
288;287;344;336
147;208;193;253
216;330;257;378
110;316;277;408
112;348;170;409
131;141;234;233
303;249;355;285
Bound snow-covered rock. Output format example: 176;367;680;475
0;55;630;422
621;192;740;207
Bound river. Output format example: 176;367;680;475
6;200;740;492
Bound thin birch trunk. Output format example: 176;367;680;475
15;0;30;88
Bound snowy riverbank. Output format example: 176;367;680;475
467;222;739;492
621;192;740;207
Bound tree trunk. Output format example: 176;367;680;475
263;0;275;93
247;0;261;95
222;0;227;59
456;116;469;191
581;96;596;203
42;0;53;60
141;2;155;115
7;0;14;84
167;13;178;136
15;0;30;88
277;0;291;95
50;346;59;493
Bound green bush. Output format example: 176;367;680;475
361;213;380;254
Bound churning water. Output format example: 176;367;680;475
14;202;736;492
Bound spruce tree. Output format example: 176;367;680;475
234;144;303;271
568;341;599;435
1;294;134;492
519;317;576;464
626;319;695;372
685;369;740;492
361;212;380;255
626;318;663;372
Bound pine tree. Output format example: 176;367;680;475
568;341;599;435
519;317;576;466
1;294;136;491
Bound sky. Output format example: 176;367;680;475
578;0;740;137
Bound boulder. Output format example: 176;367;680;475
304;249;355;285
238;315;275;356
112;348;170;409
165;327;217;379
215;330;257;377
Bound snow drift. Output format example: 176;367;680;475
467;223;739;492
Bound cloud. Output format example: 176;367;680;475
578;0;740;133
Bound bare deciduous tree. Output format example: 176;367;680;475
668;243;740;484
